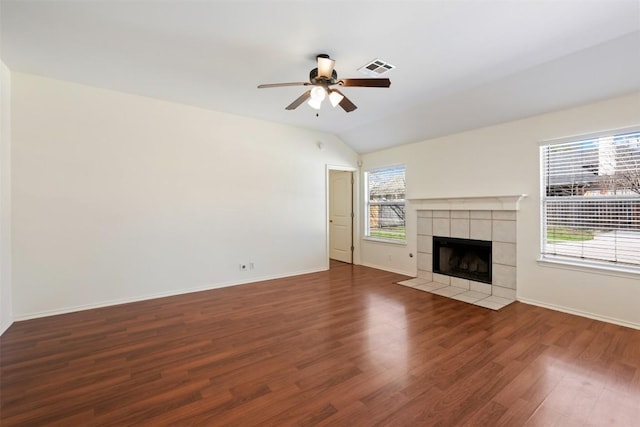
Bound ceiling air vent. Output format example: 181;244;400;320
358;58;395;77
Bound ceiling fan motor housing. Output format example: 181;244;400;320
309;68;338;85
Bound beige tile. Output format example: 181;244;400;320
451;219;470;238
430;286;466;297
417;252;432;271
417;270;433;281
417;235;432;253
483;295;515;306
433;218;450;237
450;276;470;290
414;281;449;292
417;210;433;218
470;219;492;241
492;210;517;220
417;217;432;236
411;277;431;285
493;242;517;266
433;273;451;285
451;210;470;219
473;298;507;310
470;281;492;295
451;290;488;304
492;286;516;300
397;278;429;288
492;220;516;243
492;264;517;289
473;295;515;310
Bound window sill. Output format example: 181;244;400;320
537;256;640;279
363;237;407;246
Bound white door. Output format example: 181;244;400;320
329;170;353;263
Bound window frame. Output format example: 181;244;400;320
539;126;640;275
364;165;407;244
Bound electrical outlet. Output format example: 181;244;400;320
239;264;248;271
249;262;254;270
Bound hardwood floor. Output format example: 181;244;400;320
1;261;639;426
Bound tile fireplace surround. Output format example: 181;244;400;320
399;195;526;310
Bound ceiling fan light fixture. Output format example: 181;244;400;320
329;90;344;107
317;55;335;79
307;97;323;110
310;86;326;101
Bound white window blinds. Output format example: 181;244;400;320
541;130;640;271
366;166;406;242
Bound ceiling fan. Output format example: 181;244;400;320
257;54;391;113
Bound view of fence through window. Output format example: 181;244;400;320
541;130;640;269
366;165;406;241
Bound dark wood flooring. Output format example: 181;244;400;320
1;261;640;426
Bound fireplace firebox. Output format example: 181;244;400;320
432;236;492;284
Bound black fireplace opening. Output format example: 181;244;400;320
432;236;492;284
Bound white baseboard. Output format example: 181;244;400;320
0;318;12;336
359;262;414;277
12;267;326;322
518;296;640;330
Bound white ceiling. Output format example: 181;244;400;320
2;1;639;153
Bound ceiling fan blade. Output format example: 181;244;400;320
317;55;335;79
257;82;310;89
333;89;357;112
339;78;391;88
285;90;311;110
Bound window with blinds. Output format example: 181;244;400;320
365;165;406;242
540;129;640;272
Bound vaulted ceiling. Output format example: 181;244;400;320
2;1;639;153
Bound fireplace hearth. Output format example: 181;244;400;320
433;236;492;284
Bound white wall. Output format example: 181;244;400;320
0;61;13;334
11;72;358;319
360;92;640;328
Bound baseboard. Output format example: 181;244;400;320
518;296;640;330
359;262;414;277
0;318;13;336
13;267;327;322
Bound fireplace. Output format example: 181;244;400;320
412;199;523;299
433;236;492;284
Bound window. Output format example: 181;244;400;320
365;165;406;242
540;129;640;272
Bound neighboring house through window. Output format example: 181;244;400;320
540;128;640;272
365;165;406;242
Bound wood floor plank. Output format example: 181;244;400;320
2;261;640;426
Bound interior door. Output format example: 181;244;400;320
329;170;353;263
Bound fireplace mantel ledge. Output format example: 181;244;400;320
407;194;527;211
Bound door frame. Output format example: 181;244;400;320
326;164;359;269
